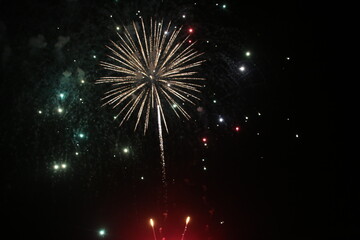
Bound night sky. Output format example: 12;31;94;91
0;1;349;240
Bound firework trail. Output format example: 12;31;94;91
181;216;191;240
149;219;157;240
97;18;204;210
157;104;167;209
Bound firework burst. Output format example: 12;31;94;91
97;18;205;210
96;18;205;134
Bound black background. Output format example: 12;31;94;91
1;1;348;239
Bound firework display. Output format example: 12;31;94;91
1;1;332;240
97;19;205;210
97;18;205;134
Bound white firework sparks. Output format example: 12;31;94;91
96;18;205;134
97;18;205;210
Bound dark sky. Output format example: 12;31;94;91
0;1;349;240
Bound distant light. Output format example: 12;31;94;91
188;28;193;33
213;100;217;103
164;31;168;35
59;93;65;99
186;216;191;224
61;163;67;169
245;116;248;120
202;158;205;162
75;152;79;156
150;219;154;227
203;166;207;171
220;221;224;224
110;14;113;18
202;137;207;142
258;112;261;116
54;164;59;170
295;134;299;138
219;117;224;122
239;65;245;72
246;51;251;56
222;4;226;8
216;3;219;6
235;126;240;132
79;133;84;138
123;148;129;153
116;26;120;30
57;108;63;113
188;40;192;43
93;55;97;59
286;57;290;60
172;104;177;108
38;110;42;114
257;132;260;135
141;176;144;180
98;229;106;236
182;14;186;18
81;79;85;84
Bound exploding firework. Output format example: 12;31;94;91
97;18;205;209
96;18;205;134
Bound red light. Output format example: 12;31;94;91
235;126;240;132
188;40;192;43
202;137;207;142
188;28;193;33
